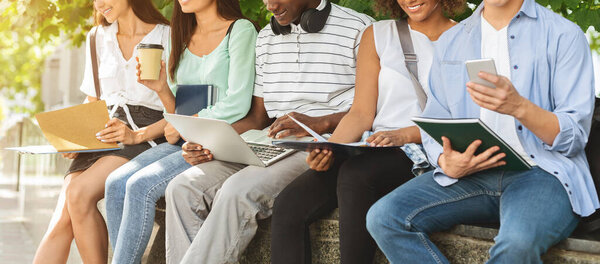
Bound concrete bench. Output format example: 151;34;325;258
145;198;600;263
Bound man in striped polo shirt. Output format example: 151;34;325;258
164;0;373;263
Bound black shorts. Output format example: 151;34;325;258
66;104;167;175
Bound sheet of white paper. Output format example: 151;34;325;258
286;115;327;142
5;145;121;154
5;145;59;154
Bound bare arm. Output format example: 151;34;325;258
328;26;421;147
327;25;378;143
467;72;559;145
231;96;273;134
136;59;176;113
133;118;168;143
513;99;559;145
267;111;347;139
86;96;99;103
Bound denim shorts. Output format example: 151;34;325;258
66;104;167;175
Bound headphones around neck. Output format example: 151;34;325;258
270;0;331;35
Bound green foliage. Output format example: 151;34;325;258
0;0;599;116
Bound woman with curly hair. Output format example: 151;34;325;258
270;0;464;263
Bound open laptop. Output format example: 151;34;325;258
163;113;299;167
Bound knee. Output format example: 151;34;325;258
165;175;189;204
105;169;130;199
66;179;99;216
366;200;388;239
216;175;250;204
124;175;162;203
366;197;410;241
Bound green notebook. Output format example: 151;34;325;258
412;117;532;171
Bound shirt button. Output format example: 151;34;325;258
530;154;535;159
554;171;559;175
514;65;519;70
565;183;569;187
510;35;515;39
517;14;521;18
569;191;572;195
518;125;523;131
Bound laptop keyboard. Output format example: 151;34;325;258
247;142;287;163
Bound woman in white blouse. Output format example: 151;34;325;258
33;0;171;263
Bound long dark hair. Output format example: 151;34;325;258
169;0;259;81
94;0;169;26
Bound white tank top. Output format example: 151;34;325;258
371;20;434;132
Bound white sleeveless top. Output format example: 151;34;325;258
372;20;434;132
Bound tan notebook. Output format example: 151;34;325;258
6;100;121;154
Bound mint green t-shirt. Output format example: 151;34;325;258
166;19;257;124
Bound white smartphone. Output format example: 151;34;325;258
465;58;497;88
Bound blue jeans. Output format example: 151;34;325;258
366;167;580;264
105;142;191;264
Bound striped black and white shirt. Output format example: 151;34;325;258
253;4;373;118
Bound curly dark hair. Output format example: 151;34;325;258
373;0;466;19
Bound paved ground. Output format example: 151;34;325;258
0;174;83;264
0;222;36;264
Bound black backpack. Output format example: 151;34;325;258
579;97;600;234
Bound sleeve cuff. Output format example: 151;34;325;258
543;112;574;152
79;84;97;98
432;167;458;186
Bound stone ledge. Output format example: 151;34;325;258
240;214;600;264
149;204;600;264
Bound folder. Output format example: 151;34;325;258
5;100;121;154
272;115;400;156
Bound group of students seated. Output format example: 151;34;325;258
32;0;599;263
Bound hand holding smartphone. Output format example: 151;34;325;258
465;58;497;88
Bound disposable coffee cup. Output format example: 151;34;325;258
137;43;164;80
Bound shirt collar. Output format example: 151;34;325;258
463;0;537;32
519;0;538;19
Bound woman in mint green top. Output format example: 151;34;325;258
166;19;257;123
104;0;259;262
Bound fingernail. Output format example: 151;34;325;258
96;132;100;136
101;140;106;142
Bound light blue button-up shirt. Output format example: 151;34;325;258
421;0;599;216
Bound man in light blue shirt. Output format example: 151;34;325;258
365;0;599;262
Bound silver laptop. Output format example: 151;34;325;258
164;113;296;167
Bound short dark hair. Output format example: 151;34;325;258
373;0;466;19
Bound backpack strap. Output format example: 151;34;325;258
396;19;427;111
90;26;101;99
